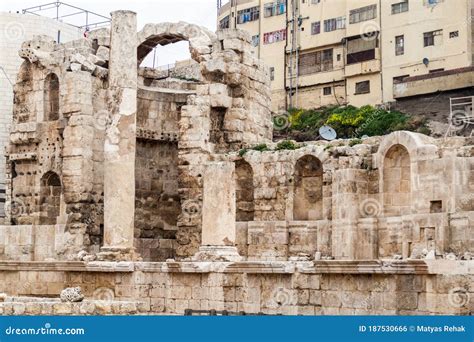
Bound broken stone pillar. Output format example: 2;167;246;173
194;162;242;261
99;10;138;261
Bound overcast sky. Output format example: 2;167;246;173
0;0;218;66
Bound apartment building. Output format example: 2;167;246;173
217;0;474;112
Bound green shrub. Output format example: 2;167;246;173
275;140;299;151
251;144;269;152
286;105;429;139
349;138;363;147
238;148;248;157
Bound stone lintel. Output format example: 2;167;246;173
0;260;455;275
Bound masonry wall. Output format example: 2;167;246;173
0;13;81;217
0;261;471;315
134;87;189;260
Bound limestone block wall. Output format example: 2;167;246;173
236;221;331;261
229;132;474;261
0;261;471;315
2;22;273;262
5;34;110;257
134;87;189;260
0;225;67;261
0;13;82;217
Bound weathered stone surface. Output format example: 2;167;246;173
1;11;472;318
60;287;84;302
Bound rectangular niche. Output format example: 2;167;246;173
430;200;442;213
209;107;227;144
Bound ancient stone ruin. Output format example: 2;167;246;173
0;11;472;316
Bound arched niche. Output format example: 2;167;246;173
293;155;324;221
43;73;59;121
383;144;411;216
39;171;62;225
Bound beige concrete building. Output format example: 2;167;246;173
217;0;474;112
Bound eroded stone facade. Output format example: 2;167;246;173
0;11;472;316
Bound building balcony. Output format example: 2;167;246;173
393;67;474;99
344;58;381;78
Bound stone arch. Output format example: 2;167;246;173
235;159;254;221
137;22;217;65
293;155;324;221
376;131;437;166
383;144;411;216
43;73;59;121
39;171;62;225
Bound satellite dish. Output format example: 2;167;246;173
423;57;430;66
319;125;337;141
361;135;369;139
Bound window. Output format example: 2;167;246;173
263;29;287;44
270;67;275;81
264;0;286;17
450;31;459;38
44;73;59;121
395;35;404;55
252;35;260;47
324;16;346;32
349;4;377;24
355;80;370;94
298;49;333;75
311;21;321;35
424;29;442;47
219;15;230;29
346;36;377;64
311;0;321;4
337;54;341;61
237;6;259;24
392;1;409;14
323;87;332;95
393;75;409;84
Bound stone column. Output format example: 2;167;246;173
99;10;138;261
194;162;242;261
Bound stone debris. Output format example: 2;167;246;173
445;253;457;261
60;287;84;303
425;250;436;260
